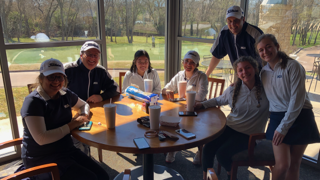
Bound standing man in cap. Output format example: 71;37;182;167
205;5;263;77
64;41;119;155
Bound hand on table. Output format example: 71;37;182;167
68;115;90;131
272;130;285;146
87;94;103;103
194;102;204;110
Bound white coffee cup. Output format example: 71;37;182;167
149;105;161;130
103;104;117;129
178;81;187;98
144;79;153;93
186;91;196;112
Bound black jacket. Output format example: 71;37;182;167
64;58;119;101
210;22;263;66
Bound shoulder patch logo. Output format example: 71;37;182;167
64;104;70;108
240;46;246;49
93;82;98;84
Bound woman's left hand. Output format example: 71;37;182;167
272;130;285;146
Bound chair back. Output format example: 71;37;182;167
119;72;126;93
0;138;60;180
27;84;37;94
207;78;225;100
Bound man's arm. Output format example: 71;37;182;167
205;56;221;77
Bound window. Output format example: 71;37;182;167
182;0;241;39
105;0;166;88
1;0;99;44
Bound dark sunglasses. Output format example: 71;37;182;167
46;75;65;82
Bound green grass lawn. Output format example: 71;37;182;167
0;87;29;120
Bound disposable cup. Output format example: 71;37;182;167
178;81;187;98
144;79;153;93
149;105;161;130
186;91;196;112
166;90;174;100
103;104;117;129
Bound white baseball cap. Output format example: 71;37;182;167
40;58;66;76
80;41;101;54
226;6;244;20
183;50;200;64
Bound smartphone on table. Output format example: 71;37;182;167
79;121;93;131
178;111;197;116
133;137;150;150
175;128;196;139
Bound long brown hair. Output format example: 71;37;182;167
256;34;294;69
130;50;153;73
231;56;262;112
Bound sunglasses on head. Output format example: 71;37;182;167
46;75;65;82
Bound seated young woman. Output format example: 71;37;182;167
162;50;208;101
194;56;269;180
122;49;161;94
20;58;109;180
162;50;208;163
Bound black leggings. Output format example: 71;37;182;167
60;150;109;180
202;126;249;172
23;148;109;180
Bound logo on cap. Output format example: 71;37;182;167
228;9;239;13
48;63;61;67
189;52;197;57
83;43;99;49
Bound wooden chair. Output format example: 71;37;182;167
0;138;60;180
27;83;37;94
207;77;225;100
206;168;218;180
217;133;275;180
119;72;126;93
122;169;131;180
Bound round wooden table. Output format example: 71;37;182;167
72;94;226;180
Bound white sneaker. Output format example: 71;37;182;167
165;151;177;163
193;150;201;165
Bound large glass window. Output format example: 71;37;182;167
105;0;166;88
0;60;14;156
1;0;99;44
182;0;240;39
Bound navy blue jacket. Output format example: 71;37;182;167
64;58;119;101
210;22;263;66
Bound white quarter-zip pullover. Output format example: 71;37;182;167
202;83;269;135
260;60;312;135
162;69;208;101
122;69;161;94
